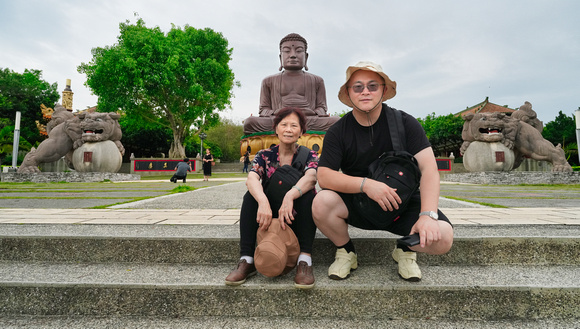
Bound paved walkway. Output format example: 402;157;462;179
1;179;579;226
1;207;579;225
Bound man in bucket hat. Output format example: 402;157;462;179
312;61;453;281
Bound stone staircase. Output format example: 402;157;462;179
0;223;578;328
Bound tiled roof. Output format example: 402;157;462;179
455;97;516;117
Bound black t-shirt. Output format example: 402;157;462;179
319;104;430;177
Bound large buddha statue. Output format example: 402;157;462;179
243;33;339;135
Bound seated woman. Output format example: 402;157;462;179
225;107;319;289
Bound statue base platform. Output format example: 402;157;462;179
1;172;140;183
240;131;326;156
442;171;580;185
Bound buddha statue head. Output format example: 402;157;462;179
279;33;308;71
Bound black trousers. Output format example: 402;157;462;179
170;174;186;182
339;192;452;235
239;190;317;257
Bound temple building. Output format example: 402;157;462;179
455;97;516;118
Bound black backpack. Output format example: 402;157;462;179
353;107;422;228
263;146;310;213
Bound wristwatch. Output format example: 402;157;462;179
419;211;439;220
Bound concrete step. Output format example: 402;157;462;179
0;262;578;320
1;223;579;322
0;316;576;328
1;224;579;265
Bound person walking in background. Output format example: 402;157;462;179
170;158;192;183
242;150;251;173
202;148;214;181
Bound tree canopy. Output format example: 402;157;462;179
542;110;576;147
0;68;59;147
78;19;237;158
417;113;464;157
206;118;243;162
541;110;578;166
118;113;172;160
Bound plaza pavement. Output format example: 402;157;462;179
0;179;579;226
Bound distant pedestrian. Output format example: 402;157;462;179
242;150;251;173
170;158;192;183
202;148;214;181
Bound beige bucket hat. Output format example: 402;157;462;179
254;218;300;278
338;61;397;108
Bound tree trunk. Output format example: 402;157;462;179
169;131;186;159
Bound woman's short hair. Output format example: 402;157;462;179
272;107;307;133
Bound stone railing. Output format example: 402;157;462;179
0;172;140;183
442;171;580;185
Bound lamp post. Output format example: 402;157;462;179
199;132;207;158
576;108;580;164
11;111;21;169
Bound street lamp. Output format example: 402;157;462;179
199;132;207;158
576;108;580;164
11;111;21;170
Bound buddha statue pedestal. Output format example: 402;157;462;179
240;131;326;157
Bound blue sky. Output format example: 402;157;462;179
1;0;578;124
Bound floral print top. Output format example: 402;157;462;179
251;144;319;181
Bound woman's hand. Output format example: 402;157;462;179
256;199;273;230
278;194;296;229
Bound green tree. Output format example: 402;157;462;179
417;113;464;157
562;142;578;166
118;113;172;160
206;118;243;162
187;136;222;159
0;121;14;163
78;19;238;158
0;68;60;146
0;124;33;165
542;110;577;166
542;110;576;146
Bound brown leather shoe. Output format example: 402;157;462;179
225;259;257;286
294;261;315;289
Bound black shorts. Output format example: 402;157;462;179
337;192;452;236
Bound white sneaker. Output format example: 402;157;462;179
328;248;358;280
392;247;421;281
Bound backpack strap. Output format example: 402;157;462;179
291;145;310;171
385;106;407;151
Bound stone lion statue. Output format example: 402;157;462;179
460;101;572;172
18;107;124;173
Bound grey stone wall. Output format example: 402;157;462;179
442;171;580;185
38;158;70;172
1;172;140;183
131;159;242;176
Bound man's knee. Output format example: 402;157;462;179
312;190;343;222
312;191;328;219
431;222;454;255
439;222;454;253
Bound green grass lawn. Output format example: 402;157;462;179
0;172;249;208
